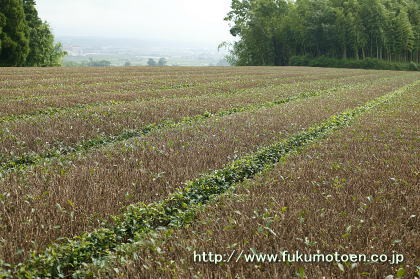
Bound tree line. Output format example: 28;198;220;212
148;58;168;66
224;0;420;66
0;0;66;67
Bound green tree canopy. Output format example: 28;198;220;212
158;57;168;66
225;0;420;65
0;11;6;52
0;0;30;66
0;0;66;66
147;58;157;66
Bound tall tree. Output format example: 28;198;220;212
22;0;66;66
0;0;30;66
225;0;290;65
147;58;157;66
395;9;415;61
0;11;6;53
0;0;65;66
158;57;168;66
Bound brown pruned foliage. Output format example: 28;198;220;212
0;73;417;265
105;85;419;279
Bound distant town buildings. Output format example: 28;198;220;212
65;46;84;56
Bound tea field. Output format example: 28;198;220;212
0;67;418;278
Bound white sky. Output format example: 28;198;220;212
36;0;233;44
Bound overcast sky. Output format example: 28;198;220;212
36;0;233;45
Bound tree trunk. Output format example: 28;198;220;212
272;37;284;66
343;46;347;59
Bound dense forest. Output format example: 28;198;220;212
0;0;66;66
224;0;420;67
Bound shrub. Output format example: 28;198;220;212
409;61;418;71
289;56;310;66
288;56;416;71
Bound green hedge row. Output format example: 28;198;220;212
290;56;419;71
1;81;416;278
